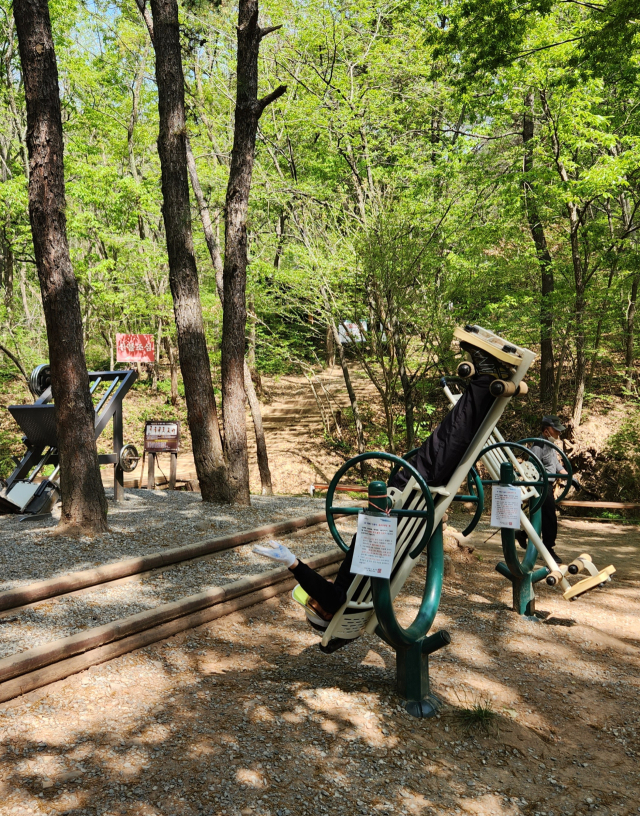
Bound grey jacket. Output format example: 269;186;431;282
530;438;564;481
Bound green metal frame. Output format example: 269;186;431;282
454;468;485;537
371;520;449;718
389;446;485;538
475;440;549;513
326;454;449;718
325;451;435;556
494;461;550;616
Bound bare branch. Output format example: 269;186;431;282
257;84;287;115
0;343;28;383
259;24;283;39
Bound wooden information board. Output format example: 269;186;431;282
144;421;180;453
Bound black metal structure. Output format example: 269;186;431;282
0;369;139;516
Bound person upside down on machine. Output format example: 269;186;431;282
254;338;514;626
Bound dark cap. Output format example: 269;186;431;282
541;415;566;433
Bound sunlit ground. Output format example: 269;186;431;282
0;511;638;816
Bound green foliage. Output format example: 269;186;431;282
0;0;638;480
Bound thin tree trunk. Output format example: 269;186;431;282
325;324;335;368
320;286;365;457
149;0;230;502
552;326;572;415
184;136;273;495
13;0;108;534
569;208;587;427
221;0;285;504
153;318;162;390
523;91;554;401
540;90;586;427
625;275;638;390
162;336;178;406
247;292;257;371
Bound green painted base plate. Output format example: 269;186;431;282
404;695;442;719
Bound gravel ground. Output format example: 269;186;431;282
0;510;638;816
0;490;357;660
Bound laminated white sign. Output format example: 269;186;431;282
490;485;522;529
351;512;398;579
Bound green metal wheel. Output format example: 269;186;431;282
325;451;435;557
517;438;573;504
475;441;549;515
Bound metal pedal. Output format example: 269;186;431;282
563;565;616;600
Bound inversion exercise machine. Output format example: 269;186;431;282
299;325;616;717
0;365;141;516
442;378;615;610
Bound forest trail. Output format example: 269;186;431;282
116;367;382;495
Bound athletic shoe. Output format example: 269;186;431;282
460;341;516;381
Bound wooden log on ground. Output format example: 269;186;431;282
0;550;343;686
0;511;330;613
312;484;367;493
0;562;340;705
558;501;640;509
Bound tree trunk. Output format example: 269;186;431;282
221;0;285;504
12;0;108;534
522;91;554;401
149;0;230;502
625;274;638;391
184;136;273;495
539;90;586;427
325;323;335;368
162;335;179;407
247;292;257;372
320;287;365;457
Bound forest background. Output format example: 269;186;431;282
0;0;639;498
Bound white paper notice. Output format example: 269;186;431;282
351;512;398;579
490;485;522;529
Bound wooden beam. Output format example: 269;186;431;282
0;511;329;613
558;501;640;509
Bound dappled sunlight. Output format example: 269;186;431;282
0;515;638;815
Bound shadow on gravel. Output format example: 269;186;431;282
1;517;639;816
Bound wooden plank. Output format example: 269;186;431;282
0;551;343;684
0;562;341;705
558;501;640;509
169;452;177;490
0;511;329;612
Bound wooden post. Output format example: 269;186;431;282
147;453;156;490
169;452;177;490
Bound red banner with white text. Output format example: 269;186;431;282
116;333;155;363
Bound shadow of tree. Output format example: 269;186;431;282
0;514;638;816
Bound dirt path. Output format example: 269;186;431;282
1;512;637;816
118;369;380;495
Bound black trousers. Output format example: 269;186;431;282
388;374;495;490
291;374;497;614
540;489;558;549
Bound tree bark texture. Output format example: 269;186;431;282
221;0;285;504
625;274;638;390
13;0;108;534
149;0;230;502
185;138;273;494
523;91;554;401
319;287;365;457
